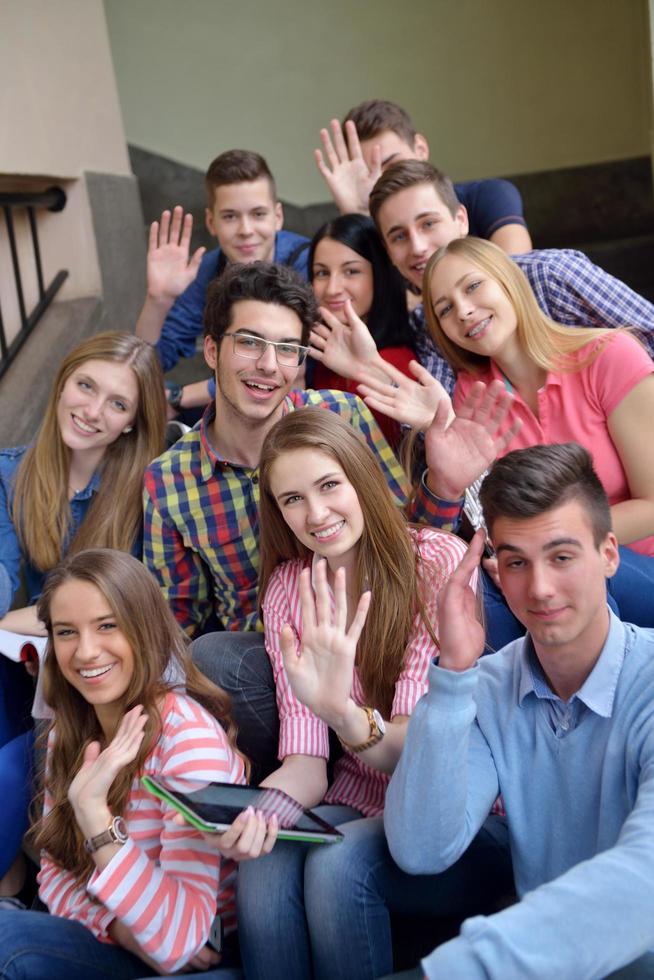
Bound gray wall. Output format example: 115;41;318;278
104;0;652;205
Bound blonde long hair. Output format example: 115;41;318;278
12;332;165;571
423;237;614;376
33;549;241;882
258;408;437;718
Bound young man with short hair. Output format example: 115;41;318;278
314;98;532;255
368;159;654;394
136;150;310;414
383;442;654;979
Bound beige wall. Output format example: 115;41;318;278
1;0;134;340
1;0;130;177
104;0;652;205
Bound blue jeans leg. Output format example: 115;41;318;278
606;953;654;978
237;805;361;980
304;813;513;980
191;631;279;783
607;547;654;627
238;809;512;980
0;730;34;878
0;909;156;979
0;658;33;748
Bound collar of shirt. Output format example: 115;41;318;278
486;357;563;396
71;468;101;500
517;608;626;718
198;396;301;483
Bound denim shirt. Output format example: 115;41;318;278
0;446;101;615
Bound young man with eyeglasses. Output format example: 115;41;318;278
143;261;476;775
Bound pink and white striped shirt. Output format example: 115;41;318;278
263;527;468;817
38;690;245;974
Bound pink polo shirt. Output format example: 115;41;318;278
453;332;654;555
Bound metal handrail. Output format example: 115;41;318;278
0;186;68;379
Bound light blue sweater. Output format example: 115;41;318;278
384;611;654;979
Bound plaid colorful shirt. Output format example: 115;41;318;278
409;247;654;394
143;389;451;635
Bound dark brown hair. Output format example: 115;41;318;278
344;99;416;145
480;443;612;547
369;160;461;228
205;149;276;207
203;261;318;346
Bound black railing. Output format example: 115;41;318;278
0;187;68;379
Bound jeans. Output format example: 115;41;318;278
608;546;654;628
0;730;33;878
0;909;243;980
191;631;279;784
0;658;33;749
236;809;513;980
0;909;155;979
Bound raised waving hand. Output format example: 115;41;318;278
68;705;148;835
357;358;452;431
314;119;382;215
436;530;487;671
280;561;371;730
146;206;206;303
310;299;385;381
424;380;522;500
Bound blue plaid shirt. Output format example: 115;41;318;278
410;248;654;394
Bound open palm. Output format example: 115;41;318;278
147;206;205;301
314;119;381;215
280;562;371;729
310;301;379;380
358;359;451;430
424;380;522;499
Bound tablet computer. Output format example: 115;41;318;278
142;776;344;844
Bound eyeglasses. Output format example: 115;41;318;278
221;332;309;367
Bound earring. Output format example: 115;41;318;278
123;426;133;434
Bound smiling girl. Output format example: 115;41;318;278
233;409;512;980
308;214;414;445
0;332;165;906
0;331;165;638
424;237;654;558
0;549;245;979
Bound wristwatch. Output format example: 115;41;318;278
165;381;184;411
339;707;386;753
84;815;128;854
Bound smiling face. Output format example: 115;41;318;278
429;252;520;361
205;177;282;264
268;447;365;574
50;578;135;731
377;182;468;288
205;299;303;428
493;500;619;661
312;238;374;322
56;358;138;459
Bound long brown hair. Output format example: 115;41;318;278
33;548;240;882
12;332;165;571
423;237;614;376
258;408;437;718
